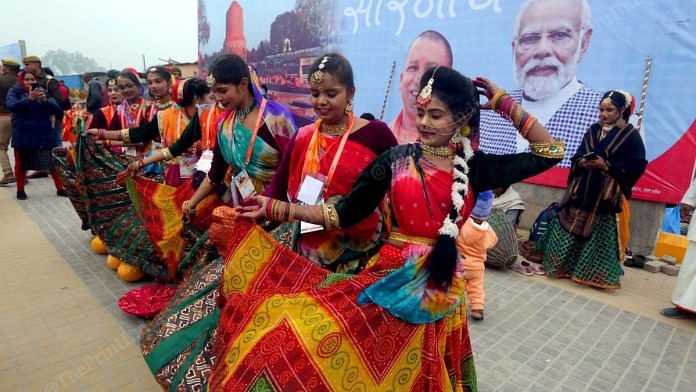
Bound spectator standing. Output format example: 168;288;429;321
0;58;20;185
23;56;71;160
6;70;66;200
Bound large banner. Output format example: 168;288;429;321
0;42;22;62
199;0;696;204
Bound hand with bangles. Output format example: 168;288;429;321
235;195;337;229
181;200;197;224
474;76;560;153
85;128;104;140
472;77;501;110
235;195;291;222
126;158;147;177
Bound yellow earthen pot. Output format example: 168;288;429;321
117;263;145;282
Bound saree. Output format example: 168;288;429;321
283;121;394;270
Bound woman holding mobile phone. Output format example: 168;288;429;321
535;90;647;289
6;70;66;200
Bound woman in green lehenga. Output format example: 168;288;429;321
536;90;647;289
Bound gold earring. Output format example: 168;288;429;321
345;99;353;114
461;124;471;137
450;131;463;146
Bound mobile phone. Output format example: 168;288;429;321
583;152;598;160
30;83;40;91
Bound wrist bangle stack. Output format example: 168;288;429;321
322;203;340;230
264;199;291;222
493;92;538;139
99;129;106;140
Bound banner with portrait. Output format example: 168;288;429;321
199;0;696;204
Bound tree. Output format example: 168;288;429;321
42;49;105;75
269;11;318;54
295;0;335;44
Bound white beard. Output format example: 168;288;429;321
515;44;581;101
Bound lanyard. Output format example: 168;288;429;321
245;99;267;165
203;106;215;150
300;113;355;197
222;99;267;169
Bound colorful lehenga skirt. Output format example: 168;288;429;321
536;215;622;289
207;209;477;391
53;147;90;229
60;136;170;280
140;255;223;391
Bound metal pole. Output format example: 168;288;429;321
379;61;397;120
636;56;653;132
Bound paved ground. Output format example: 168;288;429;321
1;174;695;391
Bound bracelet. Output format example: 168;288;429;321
529;140;565;159
182;200;197;213
264;198;274;219
119;129;130;143
288;203;297;223
322;203;340;230
162;148;174;161
138;158;146;169
104;139;111;147
99;129;106;140
490;89;508;112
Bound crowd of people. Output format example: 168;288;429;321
3;15;695;389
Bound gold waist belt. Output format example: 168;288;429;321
388;232;436;246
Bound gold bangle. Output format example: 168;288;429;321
322;203;340;230
529;140;565;159
491;89;508;111
162;148;174;161
288;203;296;223
120;129;131;143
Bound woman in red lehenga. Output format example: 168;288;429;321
212;66;564;390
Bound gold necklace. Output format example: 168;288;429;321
420;143;454;158
321;123;346;136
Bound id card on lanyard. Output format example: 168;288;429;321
232;99;268;201
297;114;355;233
195;106;219;173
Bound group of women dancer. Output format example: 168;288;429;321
60;50;644;390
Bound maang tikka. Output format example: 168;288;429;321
311;56;329;84
417;66;440;107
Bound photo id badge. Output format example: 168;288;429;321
195;149;214;173
234;169;256;200
297;175;325;233
297;175;324;205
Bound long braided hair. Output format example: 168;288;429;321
418;66;481;288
